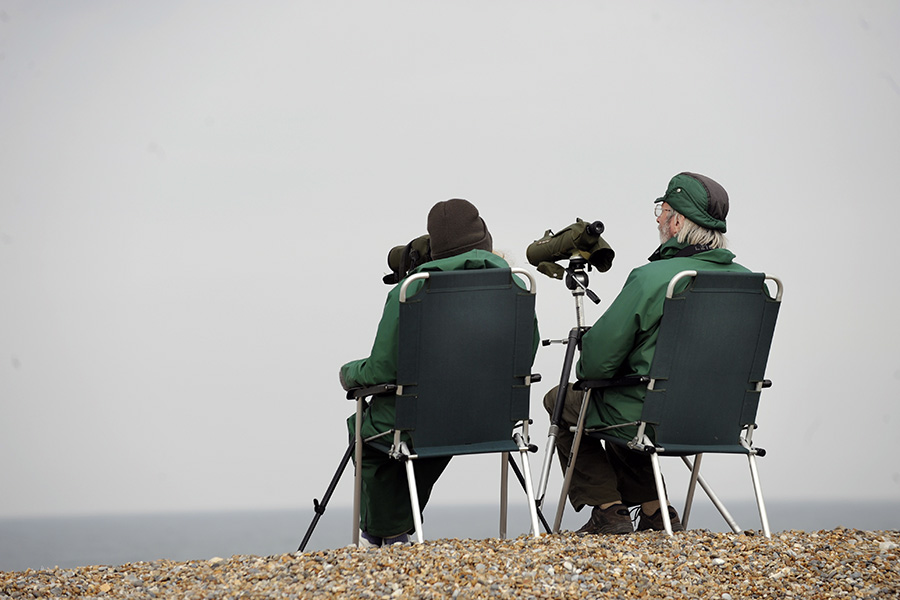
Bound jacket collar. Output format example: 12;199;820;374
647;238;736;264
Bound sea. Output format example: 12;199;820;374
1;500;897;573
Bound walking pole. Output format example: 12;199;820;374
297;440;354;552
535;257;600;510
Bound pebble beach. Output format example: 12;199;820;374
2;528;898;599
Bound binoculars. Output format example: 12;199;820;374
526;218;615;279
383;234;432;285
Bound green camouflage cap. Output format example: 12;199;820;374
655;172;728;233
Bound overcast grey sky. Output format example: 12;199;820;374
1;1;898;519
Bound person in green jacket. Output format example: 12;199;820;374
544;172;750;536
340;198;538;547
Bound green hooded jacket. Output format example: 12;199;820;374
575;238;749;439
342;249;541;439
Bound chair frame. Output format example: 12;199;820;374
555;270;783;537
351;268;542;545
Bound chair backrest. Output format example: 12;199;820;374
642;271;782;453
394;268;536;457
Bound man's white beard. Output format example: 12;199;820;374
658;218;674;245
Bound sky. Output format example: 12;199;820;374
1;1;899;520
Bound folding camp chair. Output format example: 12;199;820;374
350;267;543;545
556;270;783;537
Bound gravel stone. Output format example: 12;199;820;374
1;528;898;598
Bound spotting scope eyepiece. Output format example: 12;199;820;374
586;221;604;236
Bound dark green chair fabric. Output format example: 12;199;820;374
395;268;537;457
562;270;782;537
352;268;542;544
639;271;780;455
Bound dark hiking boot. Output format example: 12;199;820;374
636;506;685;532
576;504;634;535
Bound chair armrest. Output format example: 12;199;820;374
346;383;398;400
574;376;649;391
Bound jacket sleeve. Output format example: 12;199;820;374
339;285;401;389
575;267;664;380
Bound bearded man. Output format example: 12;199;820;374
544;172;750;535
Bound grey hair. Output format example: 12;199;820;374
674;212;728;249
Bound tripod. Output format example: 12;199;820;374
534;256;601;532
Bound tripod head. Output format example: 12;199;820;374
563;256;601;305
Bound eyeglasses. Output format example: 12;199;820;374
654;205;673;218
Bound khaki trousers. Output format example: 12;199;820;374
544;384;661;511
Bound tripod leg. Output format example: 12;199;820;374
536;327;582;508
297;440;354;552
553;389;591;533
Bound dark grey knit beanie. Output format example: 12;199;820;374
427;198;493;259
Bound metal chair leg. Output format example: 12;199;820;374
748;453;771;538
401;443;424;543
649;449;673;536
499;452;509;539
507;454;553;534
681;453;702;529
352;398;364;547
500;452;509;540
680;455;743;534
513;433;541;538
